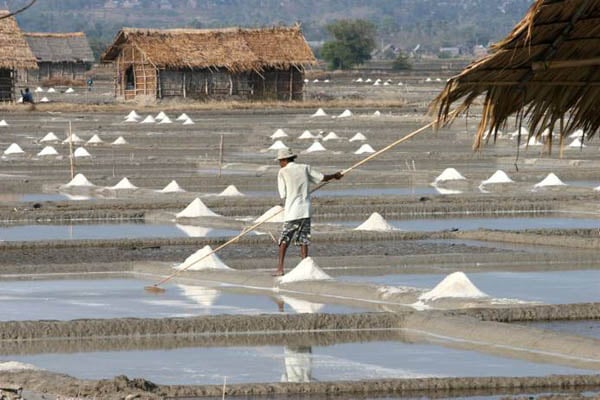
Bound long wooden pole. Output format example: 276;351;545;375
144;118;440;293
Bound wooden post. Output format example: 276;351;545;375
183;71;187;98
218;134;224;178
68;120;75;179
229;75;233;96
289;68;293;100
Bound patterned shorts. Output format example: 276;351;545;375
279;218;311;246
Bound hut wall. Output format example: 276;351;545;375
158;68;255;100
114;44;157;101
33;62;90;81
0;69;14;102
251;68;304;101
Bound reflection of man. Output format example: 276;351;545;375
281;345;312;383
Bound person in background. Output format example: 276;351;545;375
20;87;34;104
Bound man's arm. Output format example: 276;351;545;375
322;171;343;182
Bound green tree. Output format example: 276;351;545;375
392;50;412;70
320;19;377;70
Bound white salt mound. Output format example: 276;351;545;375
140;115;155;123
311;108;327;117
109;177;137;190
62;134;84;144
568;138;586;148
356;77;363;82
160;180;185;193
176;113;190;121
338;109;353;118
279;257;332;284
47;88;56;93
569;129;584;139
125;110;141;120
0;361;39;371
349;132;367;142
40;97;50;103
254;205;285;223
175;245;231;271
0;119;8;126
86;134;104;144
354;144;375;154
65;173;94;187
155;111;167;121
481;170;513;185
323;132;340;141
4;143;24;155
269;140;288;150
65;87;75;93
298;130;315;139
41;132;59;142
73;147;91;158
534;173;566;188
365;78;372;83
419;271;488;301
176;198;220;218
434;168;466;183
354;212;396;232
305;141;326;153
125;116;139;123
37;146;59;156
218;184;245;197
112;136;128;145
158;116;172;124
271;128;288;139
35;87;44;92
182;117;195;125
373;110;381;117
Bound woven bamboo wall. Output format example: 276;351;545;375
114;44;157;100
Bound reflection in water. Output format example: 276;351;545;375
281;345;312;383
280;295;325;314
175;224;213;237
177;284;220;307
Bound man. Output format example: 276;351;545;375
274;148;343;276
20;88;34;104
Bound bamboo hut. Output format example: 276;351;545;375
0;10;37;101
433;0;600;152
24;32;94;82
101;26;315;102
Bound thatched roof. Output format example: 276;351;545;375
24;32;95;63
101;26;315;72
433;0;600;149
0;10;37;70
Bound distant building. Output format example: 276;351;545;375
439;46;460;57
473;44;488;58
24;32;95;82
101;26;315;102
0;10;37;101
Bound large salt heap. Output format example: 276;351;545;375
73;147;91;158
354;212;396;232
160;180;185;193
349;132;367;142
3;143;24;155
155;111;167;121
86;134;104;145
433;168;466;184
174;245;231;271
64;173;94;187
0;119;9;127
254;205;285;223
271;128;288;139
311;108;327;117
112;136;128;145
125;110;141;120
176;113;190;121
533;173;566;188
278;257;332;284
109;177;137;190
140;115;155;124
568;138;586;148
298;130;315;139
323;132;340;141
176;198;220;218
158;116;173;124
62;134;84;144
338;109;353;118
480;170;514;185
218;185;245;197
304;141;326;153
354;144;375;154
40;132;60;143
37;146;59;157
269;140;288;150
419;272;488;301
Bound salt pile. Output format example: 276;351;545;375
304;141;326;153
434;168;466;183
40;97;50;103
349;132;367;142
4;143;24;155
354;212;396;232
534;173;566;188
37;146;59;156
140;115;155;124
271;128;288;139
280;295;324;314
254;205;285;223
569;129;584;139
86;134;104;145
62;134;84;144
155;111;167;121
176;198;220;218
65;87;75;93
373;110;381;117
174;245;231;271
323;132;340;141
373;81;381;86
481;170;513;185
311;108;327;117
521;136;542;146
177;284;220;306
338;109;353;118
509;127;529;138
158;116;173;124
568;138;586;148
182;118;195;125
313;78;319;83
73;147;91;158
0;119;8;126
35;87;44;92
218;184;245;197
298;130;315;139
269;140;288;150
40;132;59;143
160;180;185;193
0;361;39;372
125;110;141;120
176;113;190;121
109;177;137;190
354;144;375;154
356;77;363;82
425;77;432;82
125;115;139;123
278;257;332;284
47;88;56;93
64;173;94;187
419;271;487;301
112;136;128;145
365;78;372;83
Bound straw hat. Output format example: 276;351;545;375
277;148;297;160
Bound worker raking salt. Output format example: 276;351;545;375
273;148;343;276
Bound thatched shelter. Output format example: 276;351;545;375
24;32;94;82
101;26;315;102
0;10;37;101
433;0;600;151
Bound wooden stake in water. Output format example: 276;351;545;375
218;134;224;178
68;120;74;179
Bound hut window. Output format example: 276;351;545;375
125;67;135;90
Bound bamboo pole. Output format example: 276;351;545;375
218;134;224;178
68;120;74;179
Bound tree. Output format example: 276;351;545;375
392;50;412;70
320;19;377;70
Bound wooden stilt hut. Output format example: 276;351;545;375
433;0;600;153
24;32;94;83
101;25;315;102
0;10;37;102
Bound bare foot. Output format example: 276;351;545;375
271;271;284;277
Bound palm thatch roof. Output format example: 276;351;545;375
0;10;37;70
101;25;315;73
24;32;94;63
433;0;600;149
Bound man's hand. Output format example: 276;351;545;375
333;171;344;180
